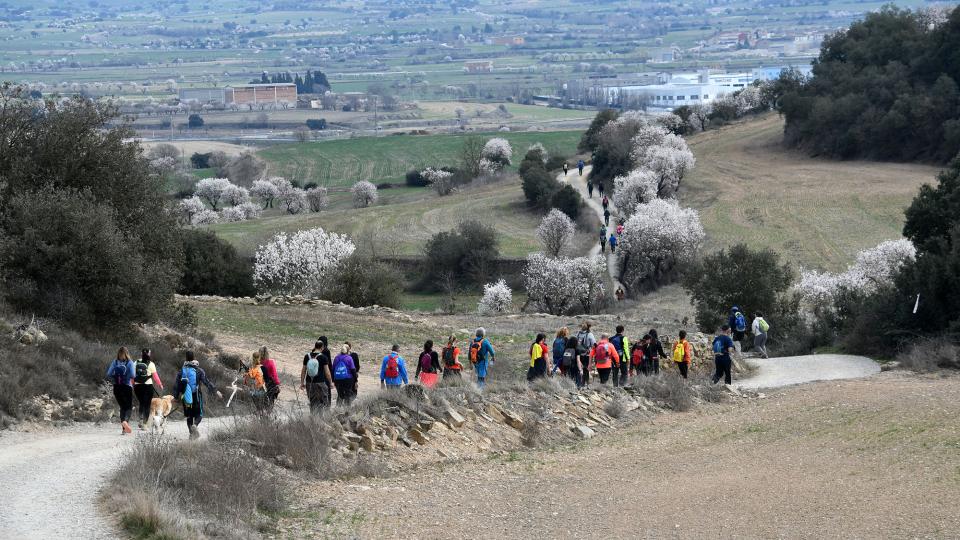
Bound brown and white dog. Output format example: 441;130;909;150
148;395;176;435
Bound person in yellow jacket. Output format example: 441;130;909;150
593;334;621;385
673;330;693;379
526;333;548;381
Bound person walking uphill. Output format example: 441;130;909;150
415;340;442;388
552;327;569;376
563;162;569;176
133;349;163;430
258;346;282;411
673;330;693;379
527;333;548;382
331;344;358;405
729;306;748;358
302;338;333;413
576;322;597;386
106;347;136;435
644;329;667;375
470;328;496;388
176;351;223;440
578;159;585;176
712;325;736;385
593;334;620;385
610;326;630;387
441;336;463;380
752;312;770;359
381;345;409;388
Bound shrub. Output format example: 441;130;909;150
306;118;327;130
604;398;627;419
520;164;556;209
351;180;378;208
179;229;255;297
550;185;582;221
405;169;428;187
633;374;693;411
187;113;203;128
189;152;211;169
544;154;568;172
578;109;619;152
898;339;960;371
325;254;403;308
420;220;500;290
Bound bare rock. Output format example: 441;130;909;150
360;434;375;452
572;425;595;439
485;404;505;423
501;409;525;430
446;407;466;428
275;454;294;469
408;427;428;445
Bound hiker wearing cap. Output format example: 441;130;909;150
728;306;748;358
470;328;496;388
176;350;222;440
301;338;332;412
380;344;409;388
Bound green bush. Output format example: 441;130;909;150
405;169;428;187
520;163;556;209
420;220;499;290
578;109;619;153
544;154;568;172
325;254;403;308
179;229;255;297
550;184;582;221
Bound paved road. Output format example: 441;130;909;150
739;354;880;389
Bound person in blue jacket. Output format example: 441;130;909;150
380;344;409;388
176;351;222;440
728;305;748;358
712;325;736;385
577;159;585;176
472;327;496;388
106;347;136;435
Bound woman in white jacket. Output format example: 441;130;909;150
752;313;770;359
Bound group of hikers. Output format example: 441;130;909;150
105;308;769;438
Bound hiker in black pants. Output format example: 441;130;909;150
643;329;667;375
712;325;736;385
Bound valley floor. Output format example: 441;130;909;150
279;372;960;538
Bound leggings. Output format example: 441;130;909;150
334;379;354;406
677;362;689;379
113;385;133;423
133;384;154;423
597;367;611;384
184;392;203;427
613;361;628;386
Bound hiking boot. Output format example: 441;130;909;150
121;421;132;434
188;425;199;440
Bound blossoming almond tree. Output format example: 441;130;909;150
797;239;916;306
251;178;281;209
254;228;356;296
612;169;658;217
536;208;575;257
478;279;513;314
523;253;607;315
305;186;330;212
617;199;704;289
219;183;250;207
481;137;513;172
177;196;206;224
351;180;378;208
194;177;233;210
422;167;455;196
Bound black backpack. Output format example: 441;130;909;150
562;348;577;369
134;361;150;384
442;346;456;367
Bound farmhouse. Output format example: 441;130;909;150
178;87;230;105
228;83;297;107
464;60;493;73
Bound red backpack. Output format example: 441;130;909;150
631;346;645;366
385;355;399;378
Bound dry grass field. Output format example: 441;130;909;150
682;114;942;271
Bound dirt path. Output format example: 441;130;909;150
297;372;960;539
740;354;880;389
558;165;626;294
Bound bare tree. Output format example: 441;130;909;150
459;136;485;179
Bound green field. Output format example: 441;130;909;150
682;114;942;271
258;130;582;188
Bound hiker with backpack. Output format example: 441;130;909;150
106;347;136;435
609;233;618;253
380;344;409;389
576;322;597;386
441;336;463;380
345;341;361;398
712;325;736;385
673;330;693;379
578;159;585;176
629;337;647;378
552;327;570;376
258;346;282;411
415;340;442;388
332;344;358;405
301;338;333;412
563;162;569;176
470;328;496;389
244;351;269;412
599;225;607;253
176;351;223;440
598;181;605;198
133;349;164;430
610;325;630;387
752;312;770;359
562;336;582;385
644;329;667;375
728;306;748;358
603;208;610;227
601;194;609;210
527;333;549;382
593;334;620;385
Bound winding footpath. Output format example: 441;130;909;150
557;165;626;294
0;353;880;538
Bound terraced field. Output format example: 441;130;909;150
682;114;942;271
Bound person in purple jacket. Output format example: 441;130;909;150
331;344;358;405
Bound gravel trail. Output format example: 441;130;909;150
740;353;880;389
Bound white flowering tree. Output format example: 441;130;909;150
351;180;378;208
422;167;456;196
279;187;308;214
618;199;704;289
536;208;575;257
478;279;513;315
251;178;281;209
305;187;329;212
220;183;250;207
235;201;262;220
629;132;695;198
254;228;356;296
220;205;248;222
797;239;916;306
194;177;233;210
612;169;658;217
523;253;608;315
191;209;220;226
526;142;548;163
655;112;685;135
178;196;206;224
481;137;512;171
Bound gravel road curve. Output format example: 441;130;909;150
740;353;880;389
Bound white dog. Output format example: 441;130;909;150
148;395;175;435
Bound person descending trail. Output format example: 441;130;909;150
527;333;548;382
610;326;630;387
552;327;569;376
106;347;136;435
302;338;333;413
712;325;736;385
563;162;569;176
673;330;693;379
470;328;496;388
441;336;463;380
616;287;625;302
587;179;594;198
752;312;770;359
563;336;582;386
176;351;222;440
332;344;358;405
380;344;409;389
258;346;282;411
578;159;585;176
609;233;618;253
644;329;667;375
729;306;748;359
593;334;620;385
576;322;597;387
415;340;442;388
133;349;163;430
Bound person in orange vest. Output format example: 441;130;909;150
593;334;621;384
672;330;694;379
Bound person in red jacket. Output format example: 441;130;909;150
258;346;282;410
593;334;621;384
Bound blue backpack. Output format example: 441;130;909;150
110;360;128;385
179;366;198;406
610;334;624;355
552;337;566;360
713;337;725;355
332;356;351;380
734;312;747;332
